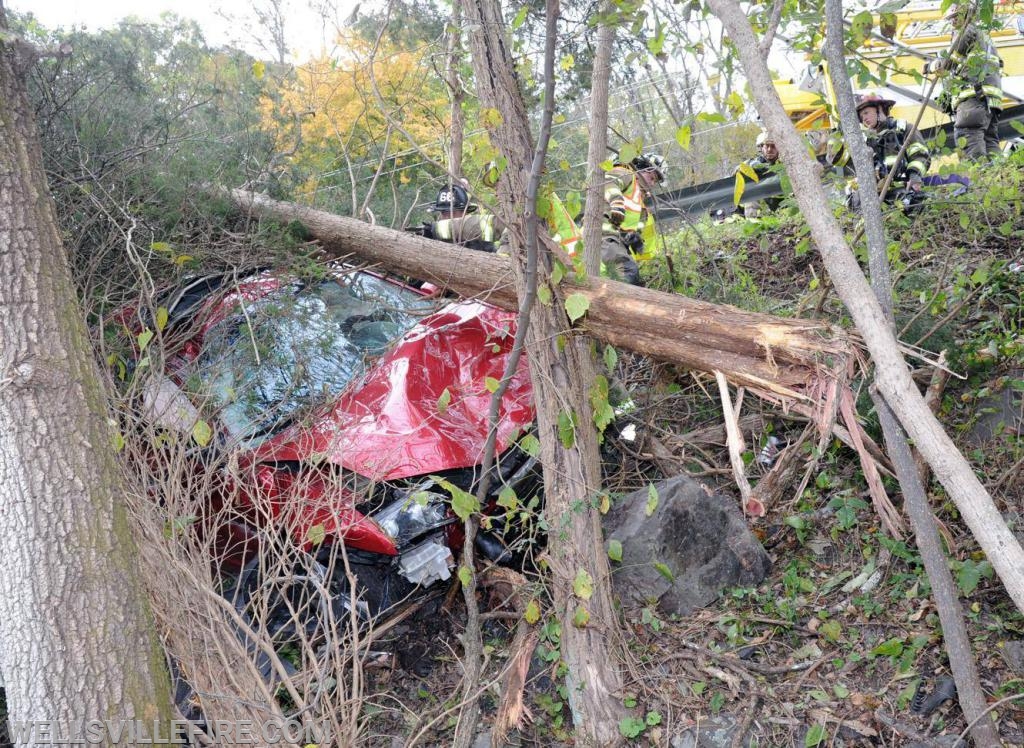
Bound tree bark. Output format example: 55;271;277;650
445;1;465;178
0;9;174;741
707;0;1024;614
582;4;615;277
824;4;1000;741
458;0;626;743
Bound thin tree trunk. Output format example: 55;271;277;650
0;12;174;739
707;0;1024;614
459;0;625;742
823;3;1000;742
582;4;615;277
446;2;465;178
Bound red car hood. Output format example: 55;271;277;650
249;300;534;480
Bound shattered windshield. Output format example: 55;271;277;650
190;273;435;441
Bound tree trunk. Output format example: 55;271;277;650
824;4;1000;741
708;0;1024;614
458;0;625;743
0;12;174;740
582;5;615;277
446;1;465;178
222;188;851;401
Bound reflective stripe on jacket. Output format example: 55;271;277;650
432;213;503;245
602;167;647;234
868;118;931;184
943;24;1004;111
543;192;582;256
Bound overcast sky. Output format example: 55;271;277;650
10;0;352;61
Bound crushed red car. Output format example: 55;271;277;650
126;264;541;640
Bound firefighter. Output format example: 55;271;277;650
422;182;505;253
602;152;667;285
747;130;780;178
737;130;783;215
929;2;1004;159
857;93;930;200
828;93;931;206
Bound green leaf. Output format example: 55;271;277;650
537;285;552;305
645;484;659;516
252;60;266;79
805;723;827;746
872;637;905;657
618;717;645;739
155;307;169;332
551;260;565;286
437;387;452;414
618;143;638;165
458;566;472;587
675;124;692;150
306;523;326;546
959;212;970;229
819;620;842;642
573;569;594;600
599;159;615;172
955;559;993;595
653;561;674;582
497;485;518;510
525;599;540;624
112;431;125;452
559;53;575;71
647;29;665;56
485;376;501;393
646;711;662;726
737;161;759;181
151;241;172;253
608;539;623;562
558;410;576;449
603;345;618;372
511;5;529;29
733;172;746;206
137;329;154;352
438;478;481;521
573;605;590;627
725;91;745;116
565;292;590;323
192;419;213;447
519;433;540;457
849;10;874;46
696;111;727;124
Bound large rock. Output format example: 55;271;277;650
604;475;770;616
967;368;1024;445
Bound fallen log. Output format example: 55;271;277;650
222;188;850;405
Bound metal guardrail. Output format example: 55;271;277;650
651;102;1024;220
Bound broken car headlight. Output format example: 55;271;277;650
371;491;452;548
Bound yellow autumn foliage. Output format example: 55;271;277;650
261;33;448;201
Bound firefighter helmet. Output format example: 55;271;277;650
428;183;477;213
855;92;896;115
631;152;668;182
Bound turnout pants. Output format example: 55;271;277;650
954;97;1002;159
600;235;642;286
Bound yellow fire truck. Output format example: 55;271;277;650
775;1;1024;138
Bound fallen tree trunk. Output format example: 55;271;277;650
222;188;850;404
